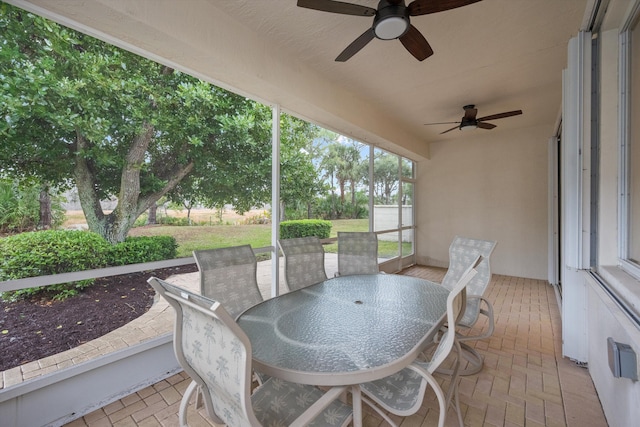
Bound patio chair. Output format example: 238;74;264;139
439;236;497;375
193;245;262;319
148;277;353;427
278;236;328;292
336;231;379;276
360;257;479;427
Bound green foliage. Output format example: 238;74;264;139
0;181;39;233
0;180;65;233
133;214;149;227
157;216;192;226
280;219;331;239
0;5;279;242
106;236;177;265
0;230;177;301
0;230;111;301
279;115;324;211
312;194;368;220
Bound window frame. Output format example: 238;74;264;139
619;7;640;279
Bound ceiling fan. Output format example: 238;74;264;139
297;0;482;62
425;105;523;134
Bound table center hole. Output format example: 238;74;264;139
355;300;363;305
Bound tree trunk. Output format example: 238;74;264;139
350;180;356;218
147;202;157;225
38;187;52;229
74;126;194;244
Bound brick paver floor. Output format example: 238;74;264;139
63;265;608;427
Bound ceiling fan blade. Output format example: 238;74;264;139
424;121;461;125
335;28;376;62
440;125;460;134
297;0;376;16
408;0;482;16
477;121;496;130
476;110;523;121
399;25;433;61
463;107;478;120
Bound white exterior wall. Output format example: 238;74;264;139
415;125;549;279
585;270;640;427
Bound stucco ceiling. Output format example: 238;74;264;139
10;0;590;159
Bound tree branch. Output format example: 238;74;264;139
73;131;104;223
115;123;154;217
137;160;194;215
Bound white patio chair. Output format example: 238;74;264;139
336;231;379;276
148;277;353;427
193;245;263;319
440;236;497;375
359;258;479;427
278;236;328;292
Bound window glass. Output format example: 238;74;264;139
629;20;640;264
401;181;415;256
372;149;400;236
377;231;400;260
402;157;414;179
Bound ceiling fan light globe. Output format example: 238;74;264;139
374;16;409;39
460;124;477;131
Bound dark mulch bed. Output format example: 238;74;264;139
0;264;199;372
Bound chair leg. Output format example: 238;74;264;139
426;376;448;427
361;395;398;427
435;340;484;376
458;342;484;375
179;380;198;427
446;341;464;427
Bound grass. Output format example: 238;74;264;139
65;209;411;259
127;217;411;259
128;218;371;258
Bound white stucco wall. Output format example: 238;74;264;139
415;125;549;279
585;271;640;427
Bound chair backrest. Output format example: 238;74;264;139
337;231;379;276
440;236;497;326
278;236;328;292
427;258;479;374
148;277;260;426
193;245;262;319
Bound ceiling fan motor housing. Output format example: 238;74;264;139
460;104;478;130
374;1;410;40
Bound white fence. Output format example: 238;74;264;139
373;205;413;242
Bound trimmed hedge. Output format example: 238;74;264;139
0;230;178;301
107;235;177;265
280;219;331;239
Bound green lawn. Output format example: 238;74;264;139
128;218;411;259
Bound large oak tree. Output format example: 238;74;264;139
1;4;280;243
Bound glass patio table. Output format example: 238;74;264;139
236;273;450;427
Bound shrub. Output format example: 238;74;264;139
237;210;271;225
0;180;65;233
0;231;178;301
280;219;331;239
0;230;111;301
157;216;191;226
107;236;178;265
